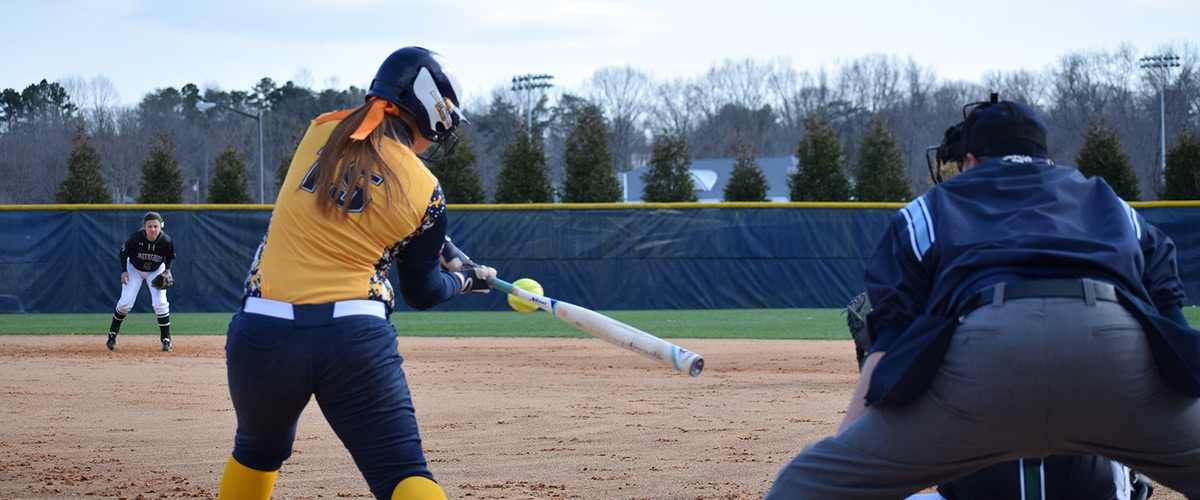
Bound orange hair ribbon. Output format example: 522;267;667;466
349;97;401;141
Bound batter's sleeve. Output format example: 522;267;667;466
396;193;464;310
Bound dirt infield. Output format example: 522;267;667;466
0;336;1184;500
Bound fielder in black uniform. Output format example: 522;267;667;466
107;211;176;351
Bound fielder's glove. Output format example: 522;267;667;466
845;292;872;370
454;266;496;294
151;270;174;290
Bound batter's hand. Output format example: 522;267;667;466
121;272;129;285
454;266;496;294
440;236;475;271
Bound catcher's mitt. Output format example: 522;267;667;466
845;292;872;370
151;270;174;290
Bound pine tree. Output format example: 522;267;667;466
275;155;292;191
207;145;254;204
494;127;554;203
562;103;622;203
854;119;912;202
137;133;184;204
789;115;851;201
1075;118;1141;201
56;127;112;204
427;133;486;204
641;128;696;202
1162;126;1200;200
722;141;769;202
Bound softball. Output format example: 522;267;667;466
507;278;543;313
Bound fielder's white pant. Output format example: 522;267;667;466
116;261;169;316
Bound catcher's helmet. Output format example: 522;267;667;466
367;47;466;152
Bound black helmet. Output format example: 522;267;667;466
366;47;466;146
925;93;1048;184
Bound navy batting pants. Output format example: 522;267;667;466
225;306;431;499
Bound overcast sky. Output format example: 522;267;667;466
2;0;1198;107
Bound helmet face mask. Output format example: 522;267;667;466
926;122;967;184
367;47;467;160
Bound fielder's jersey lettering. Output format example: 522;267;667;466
121;230;175;272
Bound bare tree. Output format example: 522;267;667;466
586;66;654;172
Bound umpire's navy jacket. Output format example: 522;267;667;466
863;156;1200;406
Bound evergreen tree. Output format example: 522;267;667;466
1075;118;1140;201
207;145;254;204
641;128;696;202
493;127;554;203
56;127;112;204
854;118;912;202
562;103;622;203
275;155;292;191
427;133;486;204
137;133;184;204
722;141;769;202
789;115;851;201
1162;126;1200;200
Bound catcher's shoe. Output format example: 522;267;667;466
161;337;172;352
106;332;117;350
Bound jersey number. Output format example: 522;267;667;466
299;157;384;212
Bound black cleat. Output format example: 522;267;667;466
161;338;172;352
106;332;117;350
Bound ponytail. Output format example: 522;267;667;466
308;99;413;215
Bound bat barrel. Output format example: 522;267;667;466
489;277;705;377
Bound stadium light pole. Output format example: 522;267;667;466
511;74;554;130
1139;54;1180;174
196;100;266;203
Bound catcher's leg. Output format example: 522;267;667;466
217;455;277;500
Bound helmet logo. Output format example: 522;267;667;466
431;91;448;123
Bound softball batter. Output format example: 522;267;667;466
107;211;175;352
217;47;495;500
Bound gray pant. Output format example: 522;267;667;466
766;298;1200;499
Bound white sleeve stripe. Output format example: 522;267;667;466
900;206;923;262
1121;201;1142;240
917;197;935;244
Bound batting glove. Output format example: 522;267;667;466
440;236;474;271
455;266;496;294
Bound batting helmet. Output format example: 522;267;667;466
366;47;466;147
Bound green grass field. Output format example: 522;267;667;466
2;307;1196;339
0;309;851;339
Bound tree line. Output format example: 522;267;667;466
5;41;1200;205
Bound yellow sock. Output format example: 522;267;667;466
217;455;278;500
391;475;446;500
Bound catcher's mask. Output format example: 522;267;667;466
366;46;467;162
925;93;1049;184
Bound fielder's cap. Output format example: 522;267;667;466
963;98;1049;158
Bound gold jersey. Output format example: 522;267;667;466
244;112;444;308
